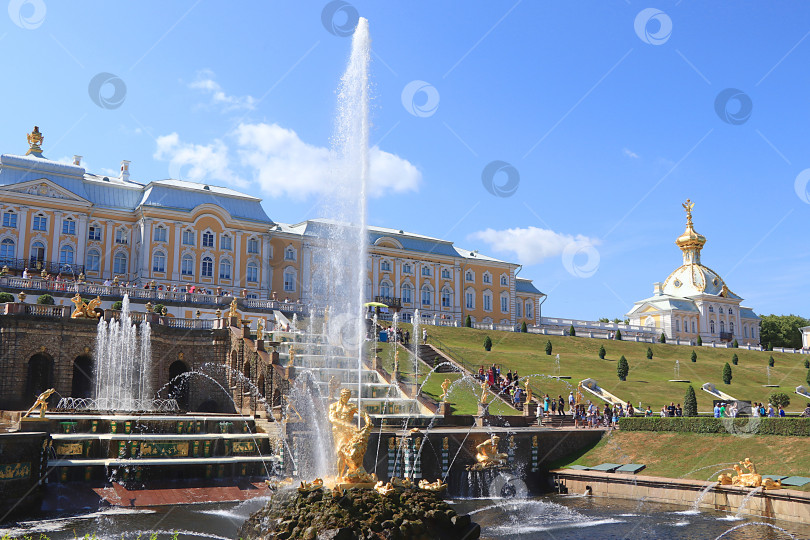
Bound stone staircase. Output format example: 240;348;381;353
416;344;459;373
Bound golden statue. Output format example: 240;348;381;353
576;381;584;406
328;388;375;485
524;379;533;403
288;346;295;364
391;476;413;489
470;435;508;470
418;479;447;493
480;381;489;404
440;378;451;402
26;126;44;155
327;376;340;400
374;481;395;496
682;198;695;225
228;298;238;318
716;458;782;490
24;388;55;418
256;319;264;340
298;478;324;493
70;294;101;319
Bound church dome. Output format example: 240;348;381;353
662;264;737;298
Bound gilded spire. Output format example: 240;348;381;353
676;198;705;265
26;126;44;156
682;198;694;226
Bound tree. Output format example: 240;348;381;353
691;350;697;363
545;340;552;355
732;353;738;365
768;392;790;409
659;332;667;343
569;324;576;337
598;317;610;323
0;292;14;303
612;318;623;324
598;345;606;359
804;359;809;369
684;385;698;417
615;329;622;341
759;314;810;349
767;342;773;351
521;321;527;333
617;356;629;381
37;294;54;305
768;356;775;367
806;369;810;386
646;347;653;360
697;335;703;346
484;336;493;351
464;315;472;328
112;300;123;311
732;338;739;348
723;362;732;385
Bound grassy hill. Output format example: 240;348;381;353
387;324;810;414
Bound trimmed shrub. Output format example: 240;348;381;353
36;294;54;305
732;353;738;365
768;392;790;408
806;369;810;386
615;329;622;341
697;335;703;346
465;315;472;328
545;340;552;355
659;332;667;344
691;350;697;363
722;362;732;385
768;356;775;367
112;300;123;311
569;324;576;337
804;359;809;369
732;338;739;348
767;342;773;351
598;345;606;360
684;385;698;417
617;355;629;381
152;303;165;314
0;292;14;303
521;321;527;333
646;347;653;360
484;336;493;352
618;417;810;436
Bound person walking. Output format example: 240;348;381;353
557;395;565;416
422;328;427;345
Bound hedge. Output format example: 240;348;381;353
618;416;810;437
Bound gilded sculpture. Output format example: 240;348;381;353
228;298;238;318
70;294;102;319
418;479;447;493
327;375;340;400
524;379;533;403
469;435;508;470
480;381;489;405
328;388;375;485
717;458;782;490
26;126;44;154
256;319;264;340
440;378;451;402
24;388;55;418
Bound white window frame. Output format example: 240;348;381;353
33;214;47;232
113;251;128;275
202;230;215;249
219;258;232;280
201;256;214;278
153;250;166;273
2;211;17;229
86;249;100;273
246;262;259;283
153;225;167;243
181;254;194;276
182;229;195;246
62;219;76;235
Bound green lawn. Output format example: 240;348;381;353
555;430;810;490
391;324;810;413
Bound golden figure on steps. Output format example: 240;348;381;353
440;378;451;402
328;388;375;486
469;435;508;470
24;388;55;418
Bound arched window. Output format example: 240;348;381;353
86;249;100;273
246;262;258;283
720;321;725;334
182;229;195;246
380;281;391;298
247;238;259;254
219;259;232;280
153;225;167;242
500;274;508;286
525;301;533;319
402;263;412;274
719;307;724;314
115;228;128;245
221;234;232;250
708;306;714;313
710;320;716;334
62;218;76;235
441;268;451;279
181;254;194;276
30;241;45;264
730;321;734;335
465;270;474;282
483;291;492;312
284;246;296;261
153;251;166;273
284;268;296;292
465;288;475;310
675;319;680;332
744;326;749;338
202;231;214;248
0;238;15;262
381;260;391;272
441;287;452;308
401;283;412;304
516;301;522;318
483;272;491;284
692;320;696;333
59;245;74;265
421;266;431;277
421;285;432;306
201;256;213;277
113;252;127;275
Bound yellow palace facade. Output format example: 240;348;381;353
0;128;544;326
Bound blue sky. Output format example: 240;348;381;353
2;1;809;321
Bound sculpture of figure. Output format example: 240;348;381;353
329;389;358;466
683;198;695;225
288;346;295;364
524;379;533;403
256;319;264;340
471;435;508;470
70;294;101;319
418;479;447;493
24;388;55;418
327;376;340;401
480;381;489;404
228;298;238;318
440;378;451;402
716;459;781;489
328;388;374;483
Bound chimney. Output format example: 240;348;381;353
73;155;82;166
120;160;130;181
653;282;663;296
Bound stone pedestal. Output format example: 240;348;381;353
19;417;57;433
256;340;265;352
283;366;295;380
477;402;489;416
524;402;537;418
438;402;453;418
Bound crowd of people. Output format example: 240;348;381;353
572;398;636;429
476;364;526;408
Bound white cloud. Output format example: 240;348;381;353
153;122;421;199
189;69;256;112
468;226;601;266
623;148;639;159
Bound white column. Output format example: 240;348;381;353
301;241;312;303
261;234;271;295
103;220;114;278
233;232;242;288
50;210;63;263
171;223;182;281
140;218;152;278
371;255;379;299
414;262;421;312
76;214;88;268
433;263;439;312
17;207;28;262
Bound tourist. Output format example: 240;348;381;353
778;405;786;417
720;402;728;418
512;370;519;385
478;365;485;381
568;391;575;413
667;402;676;417
713;402;721;418
645;405;653;417
422;328;427;344
404;330;410;346
22;267;29;279
558;395;565;416
550;396;557;415
626;402;635;417
506;370;512;384
752;402;760;417
801;403;810;417
767;403;776;417
728;402;738;418
543;395;550;417
609;404;617;428
574;405;581;428
660;406;667;417
759;403;767;416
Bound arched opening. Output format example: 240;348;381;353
26;353;54;402
71;355;93;398
167;360;190;410
229;350;238;385
197;399;219;413
257;373;266;398
243;359;251;381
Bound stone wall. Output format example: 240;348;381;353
0;432;49;522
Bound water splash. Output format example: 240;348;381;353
715;521;797;539
734;486;763;519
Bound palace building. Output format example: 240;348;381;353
627;200;760;345
0;127;544;326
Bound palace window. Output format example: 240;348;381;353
202;231;214;248
525;301;533;319
33;215;47;231
201;256;213;278
62;219;76;235
483;273;491;284
708;306;714;313
380;281;391;298
465;289;475;310
381;260;391;272
285;247;296;261
153;226;167;242
730;321;734;335
465;271;474;282
745;326;749;338
59;245;74;265
181;254;194;276
421;285;432;306
401;283;412;304
221;234;232;251
421;266;431;277
719;307;724;314
402;263;412;274
284;269;296;292
441;288;452;308
516;301;522;319
247;238;259;254
441;268;451;279
113;252;127;275
720;321;726;333
30;241;45;263
246;262;259;283
115;228;128;245
182;230;195;246
0;238;15;262
675;319;680;332
728;308;733;315
86;249;100;273
2;211;16;229
219;259;232;280
152;251;166;273
692;320;696;333
500;274;508;286
710;320;716;334
500;294;508;313
483;292;492;312
88;225;101;241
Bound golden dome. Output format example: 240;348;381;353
675;199;706;262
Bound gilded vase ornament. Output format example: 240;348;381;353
469;435;508;471
26;126;44;155
328;388;375;484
